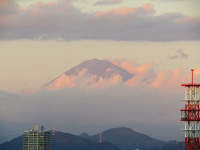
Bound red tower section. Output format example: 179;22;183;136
181;69;200;150
99;133;102;143
53;125;55;135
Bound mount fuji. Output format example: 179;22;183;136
42;58;133;90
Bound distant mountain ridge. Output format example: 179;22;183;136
0;127;184;150
0;131;119;150
80;127;166;150
43;58;133;90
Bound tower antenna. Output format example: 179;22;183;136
53;125;55;135
99;133;102;143
191;69;194;84
180;69;200;150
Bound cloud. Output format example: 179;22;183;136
94;7;136;16
39;58;200;94
45;69;87;90
106;59;154;87
0;0;19;15
94;3;154;16
95;0;122;5
106;59;200;93
44;69;123;90
177;49;188;59
170;55;178;60
194;67;200;75
170;49;188;60
0;2;199;41
150;68;200;93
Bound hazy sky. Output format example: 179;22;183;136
0;0;200;144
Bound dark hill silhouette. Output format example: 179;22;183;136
0;131;119;150
80;127;166;150
0;128;184;150
0;135;23;150
51;131;120;150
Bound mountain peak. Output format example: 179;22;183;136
64;58;132;80
83;127;166;150
43;58;133;90
103;127;134;135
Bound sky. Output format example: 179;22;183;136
0;0;200;145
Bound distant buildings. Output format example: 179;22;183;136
23;125;51;150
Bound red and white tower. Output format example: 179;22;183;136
99;133;102;143
53;125;55;135
181;69;200;150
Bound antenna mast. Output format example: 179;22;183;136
99;133;102;143
181;69;200;150
53;126;55;135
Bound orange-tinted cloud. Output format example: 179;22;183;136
0;0;19;14
194;67;200;75
94;7;136;16
0;0;19;27
106;59;153;87
175;16;200;25
46;74;76;90
46;69;87;90
94;3;153;17
150;68;200;93
45;69;123;91
28;1;72;15
107;59;200;93
141;3;153;11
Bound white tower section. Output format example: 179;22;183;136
181;69;200;150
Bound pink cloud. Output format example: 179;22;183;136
150;68;200;93
46;69;87;90
106;59;152;74
107;59;200;93
94;7;136;16
194;67;200;75
175;16;200;25
44;69;123;91
0;0;19;14
94;3;153;17
151;70;183;90
46;74;76;90
106;59;154;87
28;1;64;15
141;3;153;11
